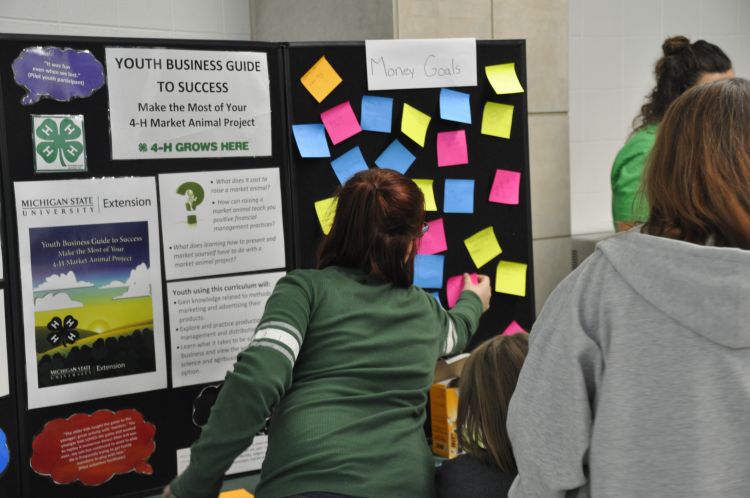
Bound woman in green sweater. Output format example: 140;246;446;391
611;36;733;231
164;168;491;498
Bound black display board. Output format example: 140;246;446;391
0;33;292;498
286;41;534;348
0;34;534;498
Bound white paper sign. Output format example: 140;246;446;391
158;168;285;281
106;47;272;159
365;38;477;90
177;435;268;476
0;290;8;398
14;177;167;409
168;272;284;388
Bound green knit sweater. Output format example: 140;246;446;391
170;266;483;498
611;123;657;228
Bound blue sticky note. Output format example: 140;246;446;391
360;95;393;133
292;124;330;157
431;291;443;306
375;139;416;174
444;179;475;213
0;428;8;475
440;88;472;124
414;254;445;289
331;146;368;184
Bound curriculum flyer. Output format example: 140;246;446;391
105;47;272;160
14;177;167;409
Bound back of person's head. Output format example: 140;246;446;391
317;168;425;287
644;78;750;249
635;36;732;129
457;333;529;474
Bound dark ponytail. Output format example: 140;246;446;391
634;36;732;130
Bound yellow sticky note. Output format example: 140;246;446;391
401;103;431;147
464;226;502;269
314;196;338;234
219;490;254;498
301;56;342;103
485;63;525;94
481;101;514;139
495;260;527;296
413;179;437;212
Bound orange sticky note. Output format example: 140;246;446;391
219;490;254;498
301;56;342;103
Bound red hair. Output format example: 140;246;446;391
317;168;425;287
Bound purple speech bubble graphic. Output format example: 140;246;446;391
12;46;105;105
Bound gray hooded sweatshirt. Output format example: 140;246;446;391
507;230;750;497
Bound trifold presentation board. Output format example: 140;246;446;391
0;33;533;497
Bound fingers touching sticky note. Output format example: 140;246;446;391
401;103;431;147
495;260;527;296
291;124;330;158
444;179;474;214
301;56;342;103
464;226;502;269
417;218;448;255
440;88;472;124
437;130;468;167
446;273;478;308
361;95;393;133
314;196;338;235
481;102;514;139
330;146;368;185
375;139;415;174
485;63;524;94
414;254;445;289
501;320;526;336
413;179;437;211
320;101;361;145
489;169;521;205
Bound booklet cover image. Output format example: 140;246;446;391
30;221;156;387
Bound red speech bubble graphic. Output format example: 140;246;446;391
30;409;156;486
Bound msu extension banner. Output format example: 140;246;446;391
14;177;167;409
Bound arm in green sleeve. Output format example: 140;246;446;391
440;290;483;355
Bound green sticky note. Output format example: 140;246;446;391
413;179;437;212
464;226;502;269
481;101;514;139
485;63;524;94
401;103;431;147
314;196;338;234
495;260;527;296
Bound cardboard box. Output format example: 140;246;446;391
430;381;459;458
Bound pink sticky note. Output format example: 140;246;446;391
320;101;361;145
501;320;526;336
446;273;479;308
436;130;468;167
417;218;448;255
489;169;521;205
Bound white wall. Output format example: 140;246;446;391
0;0;251;39
569;0;750;235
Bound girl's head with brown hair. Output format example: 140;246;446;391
644;78;750;249
457;333;529;473
317;168;425;287
634;36;733;130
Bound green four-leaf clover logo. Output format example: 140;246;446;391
35;117;84;166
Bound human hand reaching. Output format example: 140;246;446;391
462;273;491;312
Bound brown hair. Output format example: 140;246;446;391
317;168;425;287
643;78;750;248
457;333;529;473
634;36;732;130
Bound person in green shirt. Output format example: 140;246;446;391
611;35;733;231
164;168;491;498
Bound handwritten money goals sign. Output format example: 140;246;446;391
365;38;477;91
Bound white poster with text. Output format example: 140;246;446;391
14;177;167;409
177;435;268;476
168;271;284;388
365;38;477;90
106;47;271;159
158;168;285;280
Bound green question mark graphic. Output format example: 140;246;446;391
176;181;205;225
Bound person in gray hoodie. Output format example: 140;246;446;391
507;77;750;498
